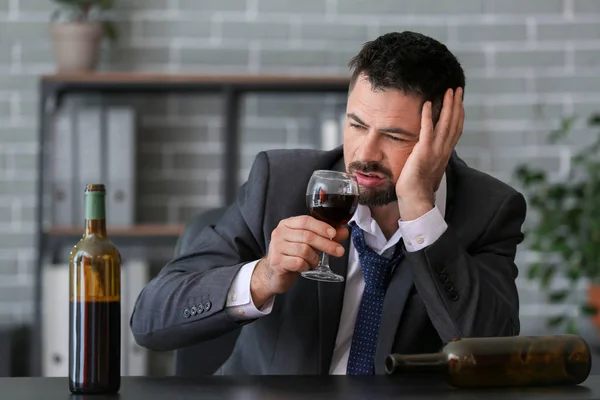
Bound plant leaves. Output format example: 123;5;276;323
581;304;598;316
512;114;600;318
96;0;116;9
567;267;581;282
541;265;556;289
527;263;542;280
51;0;82;4
589;113;600;126
514;166;546;186
547;315;566;328
566;318;578;334
548;290;570;303
548;116;577;143
103;21;118;43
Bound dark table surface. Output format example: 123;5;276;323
1;375;600;400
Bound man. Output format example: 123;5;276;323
130;31;527;375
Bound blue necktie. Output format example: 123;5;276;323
346;222;405;375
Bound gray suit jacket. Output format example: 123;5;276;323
130;146;527;375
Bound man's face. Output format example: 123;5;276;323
343;74;423;207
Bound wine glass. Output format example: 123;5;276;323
302;170;359;283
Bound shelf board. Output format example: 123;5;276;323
41;72;351;86
47;224;185;237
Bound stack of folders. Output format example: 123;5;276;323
41;260;150;377
51;103;137;228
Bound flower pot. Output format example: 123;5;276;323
587;284;600;330
50;21;104;73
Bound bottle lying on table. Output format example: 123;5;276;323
385;334;591;388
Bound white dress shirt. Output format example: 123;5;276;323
224;174;448;374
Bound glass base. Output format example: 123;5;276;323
301;267;345;283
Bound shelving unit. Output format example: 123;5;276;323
47;224;185;237
34;72;350;376
45;225;185;250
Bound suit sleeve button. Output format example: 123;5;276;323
449;291;459;301
183;308;191;318
204;301;212;312
190;306;197;316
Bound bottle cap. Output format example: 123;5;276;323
85;184;106;193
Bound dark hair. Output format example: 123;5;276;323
348;31;465;124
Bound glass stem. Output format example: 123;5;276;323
319;251;330;269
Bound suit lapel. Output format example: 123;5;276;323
317;154;349;374
374;254;415;374
372;155;457;373
444;152;457;222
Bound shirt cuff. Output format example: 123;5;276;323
225;260;274;321
398;205;448;252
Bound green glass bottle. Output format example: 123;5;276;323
69;184;121;394
385;335;591;388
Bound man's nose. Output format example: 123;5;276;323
355;130;383;162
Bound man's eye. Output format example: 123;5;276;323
386;135;405;142
349;123;365;130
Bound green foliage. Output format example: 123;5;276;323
514;112;600;333
50;0;118;42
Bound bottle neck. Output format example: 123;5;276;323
385;353;448;375
84;191;106;237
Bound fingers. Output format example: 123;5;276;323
266;216;349;278
284;215;336;239
420;101;434;143
449;88;462;138
434;88;455;137
453;102;465;149
281;243;320;266
448;87;464;149
332;226;349;243
431;87;464;154
267;232;316;274
273;253;313;273
281;227;344;257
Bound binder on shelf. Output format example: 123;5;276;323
121;259;149;376
75;106;102;223
41;264;69;377
319;112;345;151
51;105;75;227
106;107;137;229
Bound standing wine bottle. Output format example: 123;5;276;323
69;184;121;394
386;335;591;388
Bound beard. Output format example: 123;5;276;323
347;161;397;207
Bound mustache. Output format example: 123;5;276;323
347;161;393;179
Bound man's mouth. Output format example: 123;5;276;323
357;171;383;179
355;171;385;187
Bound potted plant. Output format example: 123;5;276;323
50;0;118;73
514;113;600;334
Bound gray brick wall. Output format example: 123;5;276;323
0;0;599;336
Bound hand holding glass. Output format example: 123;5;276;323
302;170;359;283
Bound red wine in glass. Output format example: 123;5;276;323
302;170;359;283
306;193;358;228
